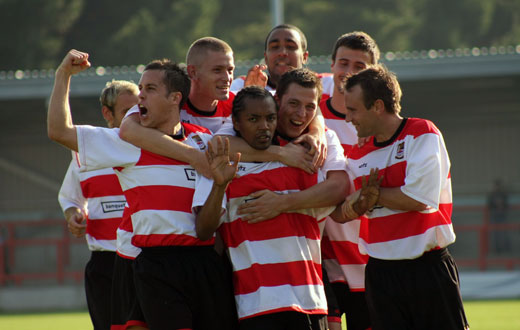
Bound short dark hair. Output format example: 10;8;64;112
345;64;402;114
264;24;307;52
276;68;322;104
144;59;191;108
232;86;277;119
331;31;380;65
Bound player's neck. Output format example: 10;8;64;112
330;90;347;115
188;90;219;112
374;114;403;143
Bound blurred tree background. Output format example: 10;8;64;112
0;0;519;70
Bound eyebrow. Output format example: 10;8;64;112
268;37;298;45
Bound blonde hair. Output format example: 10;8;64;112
99;80;138;110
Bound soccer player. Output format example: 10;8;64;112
196;86;375;330
48;51;237;330
57;79;138;330
319;31;380;330
335;64;469;330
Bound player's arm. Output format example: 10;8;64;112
239;170;348;223
63;207;87;238
195;137;240;241
119;113;211;177
47;49;91;151
222;135;316;174
58;160;87;237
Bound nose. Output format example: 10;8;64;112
259;118;269;129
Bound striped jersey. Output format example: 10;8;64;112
349;117;455;260
218;161;334;320
318;96;368;291
58;158;125;252
75;123;219;258
180;93;235;134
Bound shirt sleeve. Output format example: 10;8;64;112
214;119;236;136
321;129;348;175
58;158;87;214
192;174;227;225
76;125;141;172
400;131;450;209
230;77;246;94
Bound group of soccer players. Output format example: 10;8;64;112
48;24;470;330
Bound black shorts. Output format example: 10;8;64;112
365;248;469;330
85;251;116;330
133;246;238;330
329;282;370;330
322;266;341;324
239;311;327;330
110;255;147;329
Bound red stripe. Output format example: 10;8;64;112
233;260;323;295
227;166;316;198
132;234;214;247
118;209;133;232
321;235;335;259
125;185;194;214
353;161;406;189
341;144;353;156
219;213;321;248
86;217;120;240
242;306;327;320
136;149;188;166
182;121;213;135
323;240;368;265
360;203;453;244
80;174;123;197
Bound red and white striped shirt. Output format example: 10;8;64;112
218;161;334;320
75;123;219;258
349;118;455;260
180;94;235;134
318;96;368;291
59;159;124;252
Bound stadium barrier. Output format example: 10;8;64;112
0;205;518;286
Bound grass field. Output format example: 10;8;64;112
0;299;518;330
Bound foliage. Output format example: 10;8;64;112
0;0;518;70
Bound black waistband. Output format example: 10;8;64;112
368;247;449;267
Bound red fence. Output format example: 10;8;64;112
0;205;518;286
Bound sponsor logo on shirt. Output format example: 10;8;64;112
101;201;126;213
184;168;196;181
192;135;206;151
395;142;405;159
359;163;368;168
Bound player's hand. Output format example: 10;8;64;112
57;49;91;76
66;212;87;238
279;142;315;174
244;64;268;88
353;168;382;215
237;189;284;223
206;136;240;187
293;132;327;171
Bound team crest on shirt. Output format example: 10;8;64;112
184;168;196;181
395;142;405;159
192;134;206;150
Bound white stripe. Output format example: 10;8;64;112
132;209;198;237
84;196;125;219
235;284;327;319
86;236;117;252
117;164;196;191
116;228;141;258
324;217;361;243
229;236;321;272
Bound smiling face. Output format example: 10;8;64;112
344;84;377;138
191;50;234;103
264;28;308;86
233;97;277;150
137;69;178;133
331;46;372;95
276;83;318;139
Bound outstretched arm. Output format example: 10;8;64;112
195;137;240;241
119;114;211;177
238;169;348;223
47;49;91;151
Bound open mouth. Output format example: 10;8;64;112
290;119;304;127
138;104;148;116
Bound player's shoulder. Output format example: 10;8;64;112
182;122;212;135
404;117;442;137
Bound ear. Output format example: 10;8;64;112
373;99;385;114
232;115;240;132
302;50;309;64
169;91;182;106
186;64;196;79
101;106;114;127
330;59;335;70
